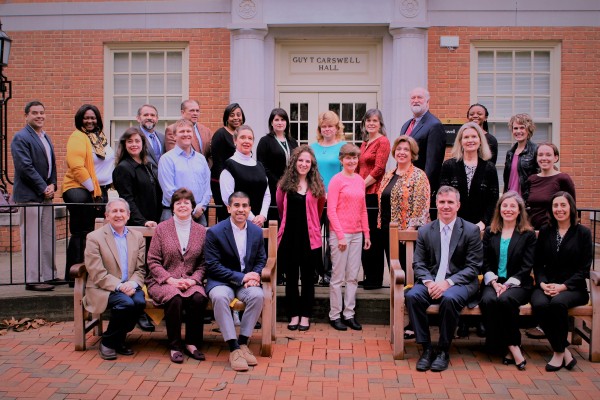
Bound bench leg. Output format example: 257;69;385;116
260;286;274;357
73;300;86;351
592;307;600;362
393;289;405;360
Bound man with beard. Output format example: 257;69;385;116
137;104;165;166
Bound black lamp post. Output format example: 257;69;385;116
0;21;13;193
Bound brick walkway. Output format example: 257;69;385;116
1;321;599;399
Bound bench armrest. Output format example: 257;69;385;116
390;259;405;286
261;257;276;283
591;270;600;286
70;263;87;279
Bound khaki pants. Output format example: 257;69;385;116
19;200;56;283
329;232;363;320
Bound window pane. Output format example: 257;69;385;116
533;97;550;118
496;74;512;95
329;103;340;115
515;74;531;95
491;122;511;142
131;74;146;95
300;123;308;142
290;123;298;140
535;123;551;142
131;97;146;114
132;52;147;73
478;96;494;114
167;52;182;72
290;103;298;121
114;75;128;95
533;74;550;95
355;103;366;121
114;97;128;117
167;97;180;115
534;52;550;72
149;74;163;93
478;51;494;70
300;103;308;121
342;103;353;121
166;73;182;93
515;52;531;72
478;73;494;95
515;97;531;114
149;97;164;115
149;52;164;73
496;97;513;118
496;52;513;72
113;120;133;143
114;53;129;73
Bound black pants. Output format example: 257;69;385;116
63;188;102;280
318;211;332;280
531;288;588;352
280;242;320;318
103;288;146;349
164;293;207;351
405;283;470;350
361;194;384;286
480;285;531;349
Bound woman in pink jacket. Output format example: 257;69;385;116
146;188;208;364
276;145;326;332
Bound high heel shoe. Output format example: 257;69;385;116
515;359;527;371
502;356;515;365
564;357;577;370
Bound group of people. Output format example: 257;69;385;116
10;88;590;373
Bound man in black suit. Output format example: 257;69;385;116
405;186;483;372
400;87;446;209
204;191;266;372
137;104;165;166
11;101;59;291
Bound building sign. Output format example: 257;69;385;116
442;119;464;146
289;53;369;73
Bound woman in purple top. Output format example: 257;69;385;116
524;143;576;230
276;145;326;331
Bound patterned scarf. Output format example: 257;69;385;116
84;129;108;159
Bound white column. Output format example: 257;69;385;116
230;27;268;142
388;27;428;140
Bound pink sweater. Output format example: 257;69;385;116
327;172;370;240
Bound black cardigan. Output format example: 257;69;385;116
256;133;298;207
439;157;499;226
534;224;592;291
112;157;162;226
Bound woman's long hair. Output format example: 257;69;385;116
489;191;532;234
115;127;149;165
278;145;325;198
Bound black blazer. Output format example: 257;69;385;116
112;157;162;226
439;157;499;226
482;228;536;289
256;134;298;206
534;224;592;292
400;110;445;194
10;125;57;203
413;217;483;297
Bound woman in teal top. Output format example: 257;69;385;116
480;191;536;371
310;110;346;285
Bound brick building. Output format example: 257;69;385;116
1;0;599;209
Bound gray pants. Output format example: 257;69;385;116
19;200;56;283
208;285;263;342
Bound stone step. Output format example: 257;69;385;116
0;285;391;325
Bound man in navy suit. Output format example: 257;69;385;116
405;186;482;372
137;104;165;166
204;191;266;372
11;101;58;291
400;87;446;209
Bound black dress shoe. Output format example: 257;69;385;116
184;347;206;361
116;344;134;356
287;322;299;331
564;358;577;370
545;361;563;372
416;346;435;371
343;317;362;331
45;278;69;286
330;318;347;331
25;283;54;292
476;322;486;338
137;313;155;332
298;322;310;332
431;350;450;372
99;343;117;360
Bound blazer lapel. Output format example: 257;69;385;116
26;126;50;164
448;218;463;260
506;230;521;267
432;220;441;265
224;221;241;262
103;226;122;273
126;230;139;277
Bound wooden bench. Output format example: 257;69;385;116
389;222;599;361
71;219;278;357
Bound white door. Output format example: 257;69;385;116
279;92;378;145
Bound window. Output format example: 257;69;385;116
105;44;189;144
471;42;561;187
327;102;367;145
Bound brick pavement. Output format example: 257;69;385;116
1;321;600;399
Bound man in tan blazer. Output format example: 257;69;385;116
164;99;213;166
83;198;147;360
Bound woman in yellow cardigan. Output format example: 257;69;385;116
62;104;115;282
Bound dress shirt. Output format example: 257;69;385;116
36;130;53;180
220;150;271;220
109;225;138;290
158;145;211;212
230;219;248;272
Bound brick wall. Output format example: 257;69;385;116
427;27;600;209
3;28;231;196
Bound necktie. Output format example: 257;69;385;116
149;133;161;161
405;118;416;136
435;225;451;282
